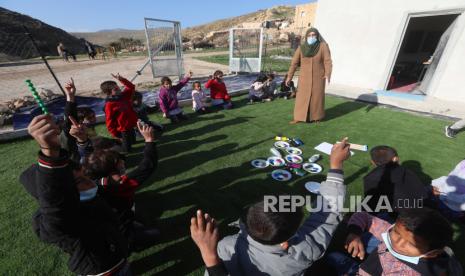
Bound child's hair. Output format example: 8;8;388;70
76;107;95;123
245;201;303;245
370;145;398;166
396;207;453;251
83;149;122;179
266;73;275;80
255;74;267;83
161;76;172;85
92;137;121;151
100;80;117;95
192;81;201;89
213;70;224;78
133;91;143;101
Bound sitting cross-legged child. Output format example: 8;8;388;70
327;209;463;275
192;81;210;114
158;71;192;123
133;91;164;132
263;72;277;99
102;73;138;152
248;74;272;104
205;70;233;109
82;121;160;249
19;114;130;275
209;139;351;275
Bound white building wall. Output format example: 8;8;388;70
314;0;465;102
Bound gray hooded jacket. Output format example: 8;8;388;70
215;171;346;276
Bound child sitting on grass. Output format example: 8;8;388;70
158;71;192;123
208;139;350;275
327;208;463;275
20;114;130;275
205;70;232;109
263;72;277;99
102;73;138;152
248;74;272;104
83;121;160;249
192;81;209;114
133;91;164;132
363;145;428;219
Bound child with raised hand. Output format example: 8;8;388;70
158;71;192;123
190;210;227;276
327;208;462;275
192;81;209;114
59;78;80;162
205;70;233;109
20;114;130;275
83;121;159;248
263;72;277;99
248;74;269;104
211;138;350;275
102;73;138;152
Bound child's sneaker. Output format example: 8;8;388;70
445;125;456;138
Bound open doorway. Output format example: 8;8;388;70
387;13;460;94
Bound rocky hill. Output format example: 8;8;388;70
0;7;86;61
73;5;295;47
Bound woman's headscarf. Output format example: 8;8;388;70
300;28;321;57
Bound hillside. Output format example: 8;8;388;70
0;7;85;61
72;29;146;46
72;5;295;46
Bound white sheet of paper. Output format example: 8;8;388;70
314;142;354;156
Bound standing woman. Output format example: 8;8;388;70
286;28;332;124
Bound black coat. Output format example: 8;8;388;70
19;150;128;274
363;162;428;215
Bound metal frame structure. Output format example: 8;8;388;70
143;17;184;80
229;27;264;73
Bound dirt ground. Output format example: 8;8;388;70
0;51;229;104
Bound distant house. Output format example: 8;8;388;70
315;0;465;103
294;2;318;33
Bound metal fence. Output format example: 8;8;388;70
144;18;184;80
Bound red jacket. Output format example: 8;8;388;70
104;78;138;137
205;78;229;100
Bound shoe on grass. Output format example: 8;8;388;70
445;125;456;138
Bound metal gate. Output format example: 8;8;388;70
229;28;263;73
144;18;184;79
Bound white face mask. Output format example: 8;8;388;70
307;37;317;45
381;225;434;265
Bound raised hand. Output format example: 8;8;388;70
345;233;366;260
28;114;61;157
64;78;76;102
185;70;193;78
111;73;123;81
137;120;155;142
68;116;88;142
190;210;221;267
330;137;350;170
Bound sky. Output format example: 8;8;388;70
0;0;314;32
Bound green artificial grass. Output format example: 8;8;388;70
0;95;464;275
